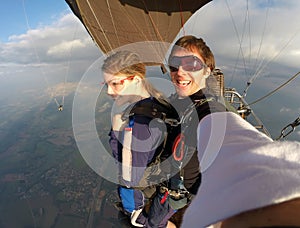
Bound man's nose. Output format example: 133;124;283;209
177;65;186;75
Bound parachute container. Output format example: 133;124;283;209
65;0;212;54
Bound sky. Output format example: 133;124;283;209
0;1;68;42
1;0;300;140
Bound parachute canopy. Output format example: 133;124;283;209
65;0;212;55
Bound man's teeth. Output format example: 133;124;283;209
177;80;191;86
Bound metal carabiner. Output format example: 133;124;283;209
290;117;300;128
279;124;295;139
276;116;300;140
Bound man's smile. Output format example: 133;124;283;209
176;79;191;86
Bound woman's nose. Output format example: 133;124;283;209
107;85;116;96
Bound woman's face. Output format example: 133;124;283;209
169;49;210;98
103;72;137;105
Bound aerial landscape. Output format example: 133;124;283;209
0;91;122;227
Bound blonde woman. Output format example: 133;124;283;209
102;50;177;228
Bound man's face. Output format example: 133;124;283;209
169;49;210;98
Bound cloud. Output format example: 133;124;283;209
280;107;292;113
181;0;300;139
47;39;85;56
46;82;78;97
186;0;300;72
178;0;300;118
1;13;100;66
290;49;300;56
0;11;104;114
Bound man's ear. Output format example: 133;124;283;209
204;68;211;79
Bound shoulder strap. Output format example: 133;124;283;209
180;97;215;126
172;97;215;168
121;98;180;124
121;99;179;185
122;117;134;182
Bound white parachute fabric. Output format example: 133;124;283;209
182;112;300;227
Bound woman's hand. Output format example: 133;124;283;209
112;114;126;131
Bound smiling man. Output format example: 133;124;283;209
168;36;216;97
168;34;227;195
166;35;228;226
143;35;228;227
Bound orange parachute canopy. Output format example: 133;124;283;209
65;0;212;55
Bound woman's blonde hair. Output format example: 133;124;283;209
102;50;168;105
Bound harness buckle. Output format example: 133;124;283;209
164;118;180;126
159;186;189;200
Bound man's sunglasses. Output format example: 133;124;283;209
169;55;207;72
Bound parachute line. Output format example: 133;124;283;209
141;0;164;42
248;71;300;106
226;0;299;102
23;0;79;109
22;0;60;107
246;0;252;72
253;6;269;77
61;23;79;107
242;3;300;98
119;4;151;43
225;0;248;84
179;0;186;36
106;0;121;48
86;0;112;53
248;28;299;93
242;4;269;97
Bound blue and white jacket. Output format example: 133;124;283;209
109;97;167;213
